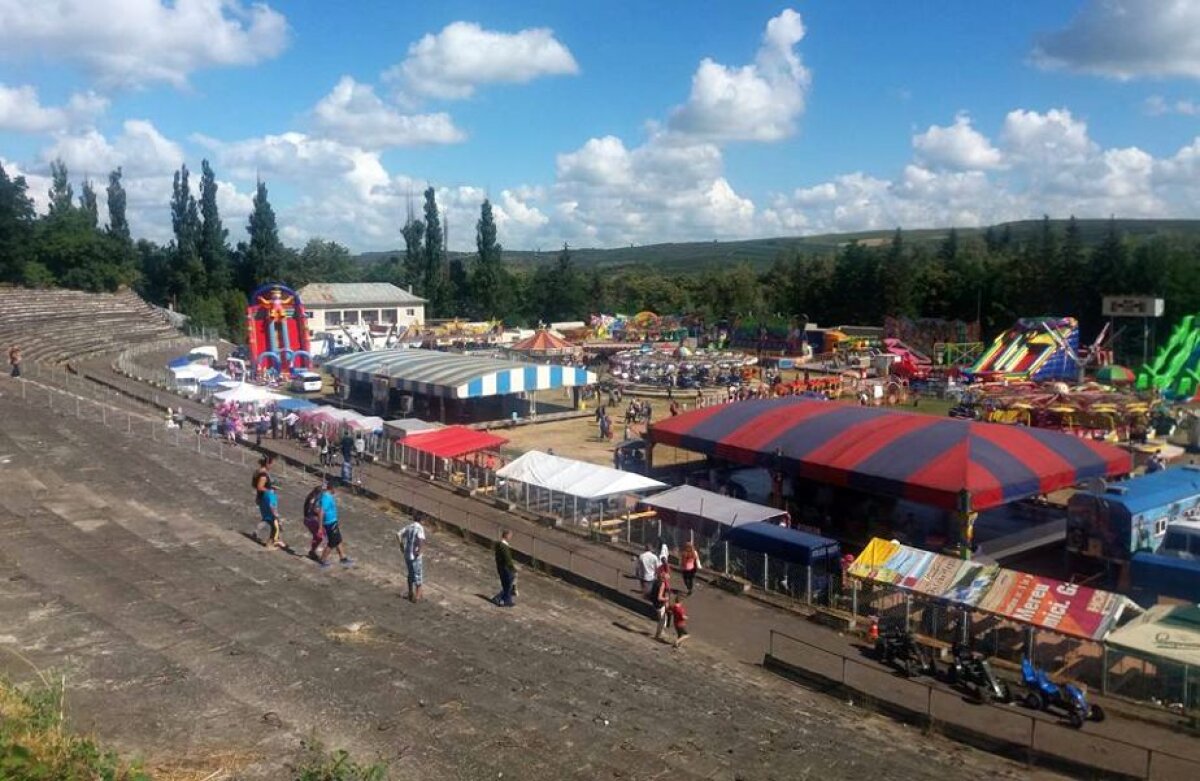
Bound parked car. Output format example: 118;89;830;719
291;371;323;393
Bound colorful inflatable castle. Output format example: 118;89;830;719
245;283;312;378
1137;314;1200;400
964;316;1079;382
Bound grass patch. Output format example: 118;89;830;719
291;738;389;781
0;674;150;781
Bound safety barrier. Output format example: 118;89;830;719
765;630;1199;781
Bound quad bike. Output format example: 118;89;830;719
945;642;1011;703
874;628;936;677
1020;657;1105;728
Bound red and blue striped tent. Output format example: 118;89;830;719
647;398;1132;512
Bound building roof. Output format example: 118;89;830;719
647;397;1131;512
402;426;508;458
509;329;578;355
324;348;596;399
298;283;425;307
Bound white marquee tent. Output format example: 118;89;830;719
497;450;664;500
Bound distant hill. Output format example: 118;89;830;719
356;219;1200;275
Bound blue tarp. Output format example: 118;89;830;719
276;398;318;411
723;522;840;565
167;356;194;368
199;373;231;388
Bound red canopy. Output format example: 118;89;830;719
648;398;1132;512
510;329;578;355
402;426;508;459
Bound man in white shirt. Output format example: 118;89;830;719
636;544;660;598
398;517;426;602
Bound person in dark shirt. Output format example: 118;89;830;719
493;529;517;607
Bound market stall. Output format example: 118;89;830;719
1103;604;1200;713
496;450;665;525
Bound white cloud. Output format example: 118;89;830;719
0;0;289;88
1000;108;1095;165
912;113;1003;171
386;21;578;100
0;83;108;133
1145;94;1200;115
552;132;753;246
1032;0;1200;80
41;119;184;178
668;8;810;142
311;77;465;149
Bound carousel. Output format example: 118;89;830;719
507;329;582;362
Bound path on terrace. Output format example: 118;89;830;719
0;381;1050;780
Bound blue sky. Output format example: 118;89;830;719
1;1;1199;252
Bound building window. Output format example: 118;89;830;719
406;308;416;317
344;310;359;324
326;310;342;326
382;309;398;324
362;309;380;324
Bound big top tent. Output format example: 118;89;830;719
647;397;1131;513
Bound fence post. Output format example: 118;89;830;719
763;553;769;590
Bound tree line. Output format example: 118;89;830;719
3;158;1199;347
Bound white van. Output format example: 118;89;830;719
291;371;323;393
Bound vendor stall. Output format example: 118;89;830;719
496;450;665;526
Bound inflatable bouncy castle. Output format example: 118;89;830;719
246;283;312;377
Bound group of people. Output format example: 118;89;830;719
250;455;353;569
247;455;522;609
635;540;702;648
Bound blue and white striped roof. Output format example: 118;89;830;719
324;349;596;399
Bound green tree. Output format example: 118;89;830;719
47;159;73;217
283;238;358;287
80;180;99;229
239;180;286;290
0;162;37;283
879;228;915;317
400;216;425;294
421;187;445;314
105;167;130;243
169;164;205;305
198;159;231;294
470;198;509;319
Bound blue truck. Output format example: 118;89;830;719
1067;467;1200;605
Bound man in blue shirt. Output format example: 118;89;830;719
317;483;353;569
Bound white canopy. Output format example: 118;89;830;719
213;384;286;403
640;485;786;529
171;365;222;381
496;450;665;500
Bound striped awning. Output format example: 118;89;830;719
324;349;596;399
648;397;1132;512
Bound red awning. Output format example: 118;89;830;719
402;426;508;459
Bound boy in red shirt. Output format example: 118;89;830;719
669;594;689;649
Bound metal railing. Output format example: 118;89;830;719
766;630;1199;781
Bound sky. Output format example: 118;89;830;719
1;0;1199;253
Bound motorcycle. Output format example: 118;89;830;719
945;643;1011;703
874;628;936;677
1020;657;1105;728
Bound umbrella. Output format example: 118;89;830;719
1095;365;1136;385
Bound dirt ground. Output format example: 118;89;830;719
0;377;1056;781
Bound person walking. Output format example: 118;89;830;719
652;562;673;641
302;482;326;560
340;429;354;465
493;529;517;607
252;455;275;517
253;483;286;549
317;432;330;467
636;544;660;598
679;541;702;596
317;483;353;569
8;345;21;378
354;432;367;465
398;516;426;602
668;594;690;649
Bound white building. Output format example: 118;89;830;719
298;283;426;337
